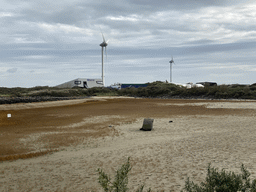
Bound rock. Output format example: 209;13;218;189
140;118;154;131
169;120;173;123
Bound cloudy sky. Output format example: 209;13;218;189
0;0;256;87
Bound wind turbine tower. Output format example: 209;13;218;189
169;56;175;83
99;33;108;86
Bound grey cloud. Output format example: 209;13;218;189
14;0;230;26
7;68;18;73
128;0;223;10
184;39;216;45
48;8;85;24
221;23;256;32
21;6;87;25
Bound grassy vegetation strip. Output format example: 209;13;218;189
0;96;89;104
1;82;256;103
118;81;256;100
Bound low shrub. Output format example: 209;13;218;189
97;157;151;192
181;163;256;192
186;87;208;97
97;157;132;192
29;86;50;91
250;83;256;91
97;158;256;192
88;87;118;96
118;87;138;97
28;90;71;97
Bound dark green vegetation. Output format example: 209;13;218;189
0;86;119;98
119;81;256;99
182;163;256;192
97;158;256;192
1;81;256;100
97;157;151;192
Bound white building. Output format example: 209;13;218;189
55;78;103;88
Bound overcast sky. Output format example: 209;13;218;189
0;0;256;87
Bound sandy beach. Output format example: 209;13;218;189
1;97;256;191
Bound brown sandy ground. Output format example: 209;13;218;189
0;97;256;191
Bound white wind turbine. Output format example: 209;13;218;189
169;56;175;83
99;31;108;86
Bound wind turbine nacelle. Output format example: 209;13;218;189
100;42;108;47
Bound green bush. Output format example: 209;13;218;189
214;91;229;99
146;86;166;97
86;87;118;96
30;86;50;91
0;87;29;96
136;87;148;97
186;87;208;97
97;158;256;192
205;86;218;96
118;87;138;97
181;163;256;192
250;84;256;91
97;157;151;192
97;157;132;192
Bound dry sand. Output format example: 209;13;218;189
1;97;256;191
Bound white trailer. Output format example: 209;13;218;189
55;78;103;88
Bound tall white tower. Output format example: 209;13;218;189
99;34;108;86
169;56;175;83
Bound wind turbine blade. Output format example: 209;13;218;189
102;33;106;42
99;27;106;42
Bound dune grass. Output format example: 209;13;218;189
97;158;256;192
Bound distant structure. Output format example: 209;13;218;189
121;83;148;89
169;56;175;83
100;31;108;87
108;83;122;89
196;82;217;86
55;78;103;88
172;82;204;88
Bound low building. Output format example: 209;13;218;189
55;78;103;88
